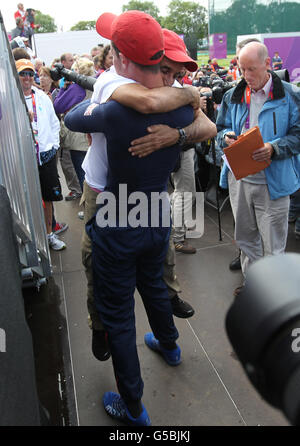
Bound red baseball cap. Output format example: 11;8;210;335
163;29;198;72
96;11;164;66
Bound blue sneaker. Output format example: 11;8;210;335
103;392;151;426
144;332;181;366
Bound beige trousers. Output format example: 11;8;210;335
228;171;289;276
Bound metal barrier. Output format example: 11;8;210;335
0;11;51;286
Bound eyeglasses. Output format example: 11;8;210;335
19;71;34;77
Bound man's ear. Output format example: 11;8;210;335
119;52;129;69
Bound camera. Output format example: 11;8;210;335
199;79;237;106
211;79;237;104
275;69;290;83
226;253;300;425
50;63;96;92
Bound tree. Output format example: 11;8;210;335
210;0;300;53
70;21;96;31
34;10;57;33
163;0;207;59
122;1;161;22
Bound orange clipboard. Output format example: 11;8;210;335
223;126;270;180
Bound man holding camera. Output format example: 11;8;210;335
217;42;300;295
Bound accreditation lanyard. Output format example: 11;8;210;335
243;83;273;130
31;91;40;164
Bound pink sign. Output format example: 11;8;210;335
209;33;227;60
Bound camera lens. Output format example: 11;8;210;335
226;253;300;425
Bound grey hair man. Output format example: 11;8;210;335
217;42;300;296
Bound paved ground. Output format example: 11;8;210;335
24;180;300;426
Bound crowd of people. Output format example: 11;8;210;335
7;4;300;427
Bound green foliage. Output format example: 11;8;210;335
122;1;161;22
70;21;96;31
34;10;57;33
210;0;300;53
163;0;207;60
163;0;207;38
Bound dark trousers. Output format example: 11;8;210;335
90;221;179;403
70;150;86;192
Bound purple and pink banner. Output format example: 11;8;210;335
209;33;227;60
264;36;300;83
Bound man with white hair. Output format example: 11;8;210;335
217;41;300;296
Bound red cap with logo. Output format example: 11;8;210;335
163;29;198;72
96;10;164;66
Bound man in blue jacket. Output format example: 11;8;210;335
217;42;300;295
65;11;194;426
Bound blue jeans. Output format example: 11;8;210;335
70;150;86;192
289;189;300;232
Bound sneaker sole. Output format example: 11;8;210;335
50;245;66;251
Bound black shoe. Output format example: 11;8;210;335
171;295;195;319
92;329;111;361
229;255;241;271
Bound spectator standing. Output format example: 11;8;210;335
95;44;113;76
10;17;28;40
272;51;283;70
90;45;103;58
16;59;66;251
39;66;59;101
55;52;82;201
54;58;93;191
217;42;300;296
34;58;43;85
14;3;26;21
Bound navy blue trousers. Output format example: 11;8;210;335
70;150;86;192
89;220;179;403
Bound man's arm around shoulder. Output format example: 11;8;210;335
111;83;200;114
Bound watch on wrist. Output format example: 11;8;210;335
177;127;187;146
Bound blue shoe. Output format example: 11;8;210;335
144;332;181;366
103;392;151;426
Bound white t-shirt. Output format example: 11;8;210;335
82;66;136;191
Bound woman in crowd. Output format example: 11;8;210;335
54;57;94;192
39;66;59;102
95;44;113;76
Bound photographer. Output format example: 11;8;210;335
217;42;300;297
195;86;223;194
54;58;94;193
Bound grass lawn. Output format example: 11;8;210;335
197;54;236;69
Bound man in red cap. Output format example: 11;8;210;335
79;13;215;365
130;28;213;254
65;10;191;427
66;10;215;427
